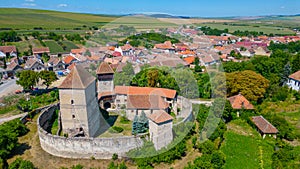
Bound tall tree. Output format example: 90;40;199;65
280;62;291;86
39;70;58;89
226;70;269;102
16;70;39;90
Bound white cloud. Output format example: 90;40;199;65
22;3;36;7
57;4;68;8
25;0;35;2
280;6;285;9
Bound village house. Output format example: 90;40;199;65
24;57;46;71
0;46;17;58
154;41;175;53
251;116;278;139
47;56;64;71
32;47;50;58
287;70;300;91
63;55;78;68
227;93;254;117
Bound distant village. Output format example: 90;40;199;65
1;25;300;80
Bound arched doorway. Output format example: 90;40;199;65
104;102;111;110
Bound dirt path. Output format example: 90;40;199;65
0;112;27;124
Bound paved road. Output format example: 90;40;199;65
0;79;22;98
0;112;27;124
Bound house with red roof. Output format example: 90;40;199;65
0;46;17;58
227;93;254;110
287;70;300;91
251;116;278;138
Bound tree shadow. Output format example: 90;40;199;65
9;143;31;158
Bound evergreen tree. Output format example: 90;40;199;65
280;62;291;86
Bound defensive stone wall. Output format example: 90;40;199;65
38;104;144;159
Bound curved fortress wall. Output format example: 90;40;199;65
38;105;144;159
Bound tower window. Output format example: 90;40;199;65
72;114;75;119
71;100;74;105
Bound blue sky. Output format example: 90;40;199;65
1;0;300;17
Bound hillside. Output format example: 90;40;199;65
0;8;117;30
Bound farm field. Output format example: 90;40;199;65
62;41;79;52
197;22;295;35
44;40;64;53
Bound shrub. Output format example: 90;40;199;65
71;164;83;169
8;158;35;169
112;153;118;160
109;126;124;133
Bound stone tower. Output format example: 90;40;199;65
148;110;173;150
96;62;114;93
58;65;101;137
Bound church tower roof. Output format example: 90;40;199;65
59;65;95;89
96;62;114;74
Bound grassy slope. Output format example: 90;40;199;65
221;120;274;169
0;8;116;30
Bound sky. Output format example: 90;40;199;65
1;0;300;17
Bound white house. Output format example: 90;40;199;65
287;70;300;91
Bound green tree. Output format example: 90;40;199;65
8;158;35;169
226;70;269;102
16;70;39;90
280;62;291;86
41;52;50;63
39;70;58;89
211;151;226;169
114;62;135;86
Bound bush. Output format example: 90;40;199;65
112;153;118;160
109;126;124;133
8;158;35;169
71;164;83;169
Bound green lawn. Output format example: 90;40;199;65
44;40;64;53
221;119;277;169
221;131;274;169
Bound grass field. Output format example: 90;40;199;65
0;8;116;30
44;40;64;53
221;130;274;169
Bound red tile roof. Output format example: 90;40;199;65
154;41;173;49
96;62;114;74
148;110;173;124
252;116;278;134
67;62;76;71
63;55;77;65
115;86;177;99
127;95;169;109
59;65;95;89
289;70;300;81
71;48;85;54
183;56;195;64
227;94;254;110
0;46;17;53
